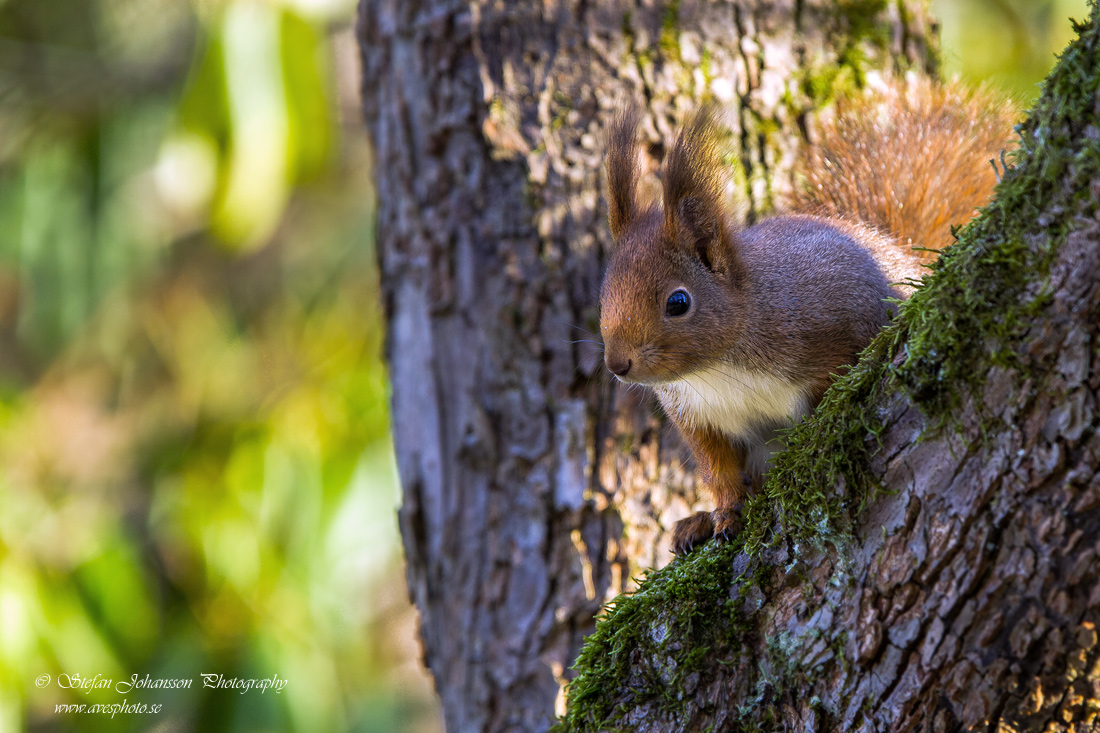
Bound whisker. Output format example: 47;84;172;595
561;320;601;339
693;363;756;393
660;363;717;412
675;369;722;406
657;350;756;392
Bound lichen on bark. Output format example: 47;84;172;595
560;3;1100;731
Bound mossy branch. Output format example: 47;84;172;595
560;2;1100;730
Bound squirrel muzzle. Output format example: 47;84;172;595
600;330;648;384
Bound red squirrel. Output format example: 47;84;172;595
599;79;1017;555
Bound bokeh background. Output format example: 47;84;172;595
0;0;1086;731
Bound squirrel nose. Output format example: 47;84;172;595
607;357;632;377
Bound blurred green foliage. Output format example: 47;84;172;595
0;0;437;731
933;0;1089;101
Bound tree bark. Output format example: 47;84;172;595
559;7;1100;732
357;1;935;729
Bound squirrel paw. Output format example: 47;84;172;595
712;504;744;544
671;511;715;555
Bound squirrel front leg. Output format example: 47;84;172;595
670;420;746;555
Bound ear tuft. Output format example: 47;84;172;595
663;105;737;274
606;109;640;240
663;104;725;239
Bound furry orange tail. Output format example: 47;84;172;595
795;78;1019;262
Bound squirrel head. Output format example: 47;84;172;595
599;107;747;385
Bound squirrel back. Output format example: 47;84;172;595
794;77;1019;263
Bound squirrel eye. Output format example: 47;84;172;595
665;290;691;317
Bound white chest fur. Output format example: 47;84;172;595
655;366;810;438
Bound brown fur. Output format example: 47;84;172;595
795;78;1019;259
678;420;745;508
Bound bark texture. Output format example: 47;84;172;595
357;1;934;729
561;7;1100;732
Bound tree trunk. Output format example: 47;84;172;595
560;7;1100;732
357;1;935;729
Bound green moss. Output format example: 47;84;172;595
798;63;861;110
794;0;899;107
560;4;1100;730
658;0;682;61
836;0;891;78
551;91;574;132
699;47;714;89
555;540;749;731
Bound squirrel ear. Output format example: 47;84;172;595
663;105;738;274
677;195;727;271
606;109;640;240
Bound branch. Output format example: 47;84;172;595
561;5;1100;731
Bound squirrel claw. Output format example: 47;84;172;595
712;505;744;544
671;511;715;555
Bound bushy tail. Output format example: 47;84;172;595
794;77;1019;262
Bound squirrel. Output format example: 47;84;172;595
599;78;1017;555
